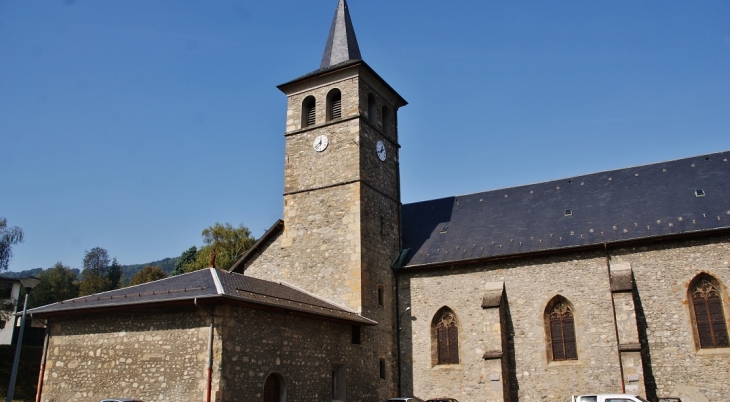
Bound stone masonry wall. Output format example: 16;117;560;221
399;251;623;402
399;235;730;402
39;307;218;402
245;183;363;311
612;235;730;402
218;304;381;401
360;185;401;399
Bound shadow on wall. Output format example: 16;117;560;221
502;291;519;402
633;278;658;402
399;275;416;398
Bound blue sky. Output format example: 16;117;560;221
2;1;729;271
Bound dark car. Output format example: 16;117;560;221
426;399;459;402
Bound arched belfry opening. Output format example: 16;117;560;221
302;96;316;128
327;88;342;121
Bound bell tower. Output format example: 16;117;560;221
236;1;406;398
275;0;406;314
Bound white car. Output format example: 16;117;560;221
387;398;425;402
572;395;650;402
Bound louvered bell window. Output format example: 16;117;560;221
436;310;459;365
331;98;342;119
302;96;316;128
549;302;578;360
327;89;342;121
306;105;316;127
693;279;729;348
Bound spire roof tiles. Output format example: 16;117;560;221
320;0;361;69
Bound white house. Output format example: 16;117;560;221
0;277;21;345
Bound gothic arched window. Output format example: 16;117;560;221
327;89;342;121
690;275;729;349
432;307;459;365
302;96;316;128
546;297;578;361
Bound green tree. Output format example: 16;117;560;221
184;223;255;272
79;247;112;296
28;262;80;308
172;246;197;276
107;257;123;289
129;266;168;286
0;217;24;272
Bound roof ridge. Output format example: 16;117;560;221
209;268;224;294
404;150;730;205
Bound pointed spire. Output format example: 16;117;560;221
320;0;361;69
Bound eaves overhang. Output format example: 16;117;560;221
28;292;376;326
400;226;730;272
277;59;407;108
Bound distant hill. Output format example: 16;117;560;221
121;257;177;279
0;268;46;279
1;257;178;284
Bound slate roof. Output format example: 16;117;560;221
401;151;730;268
27;268;376;325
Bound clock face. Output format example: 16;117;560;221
376;140;386;161
313;135;329;152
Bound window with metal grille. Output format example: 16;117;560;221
302;96;316;128
691;277;729;348
547;298;578;361
327;89;342;121
433;308;459;365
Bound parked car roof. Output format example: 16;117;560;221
100;399;144;402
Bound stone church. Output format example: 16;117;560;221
28;1;730;401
